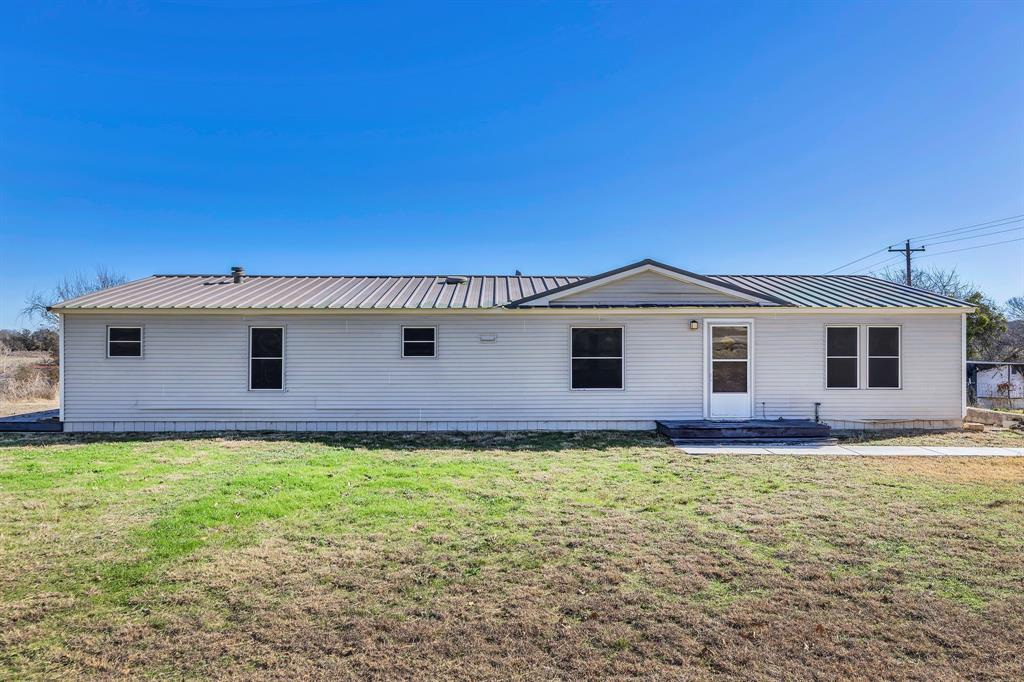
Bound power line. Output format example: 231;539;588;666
849;254;902;275
851;234;1024;276
915;216;1024;243
916;236;1024;260
922;223;1024;248
823;246;895;274
905;214;1024;241
825;214;1024;275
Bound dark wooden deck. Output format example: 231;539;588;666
656;419;832;444
0;409;63;432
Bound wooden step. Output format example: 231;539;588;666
656;419;831;442
0;422;63;432
670;437;838;446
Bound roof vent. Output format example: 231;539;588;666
231;266;245;284
444;276;468;285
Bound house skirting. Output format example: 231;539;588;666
62;419;657;433
60;417;962;433
825;418;962;431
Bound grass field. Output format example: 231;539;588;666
837;427;1024;447
1;432;1022;679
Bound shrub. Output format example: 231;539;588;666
0;344;57;403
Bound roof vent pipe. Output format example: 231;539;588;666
231;266;245;284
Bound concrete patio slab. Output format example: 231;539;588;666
918;446;1021;457
679;446;772;455
765;445;852;455
839;445;940;456
677;443;1024;456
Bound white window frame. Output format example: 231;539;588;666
401;326;437;358
866;325;901;390
248;326;285;391
824;325;859;390
569;325;625;391
106;326;143;359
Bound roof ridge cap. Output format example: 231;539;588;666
153;273;589;279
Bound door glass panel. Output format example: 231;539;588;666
712;326;748;360
712;362;747;393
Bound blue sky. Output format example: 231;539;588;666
1;1;1021;327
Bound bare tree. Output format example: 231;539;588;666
23;267;128;328
0;342;11;374
875;265;975;299
1006;296;1024;321
874;265;1008;359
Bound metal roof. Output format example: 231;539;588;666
51;267;972;311
704;275;970;309
52;274;586;310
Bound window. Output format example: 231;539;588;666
402;327;436;357
710;325;749;393
825;326;858;388
868;326;900;389
108;327;142;357
250;327;284;390
571;327;623;389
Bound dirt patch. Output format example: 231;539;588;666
864;457;1024;483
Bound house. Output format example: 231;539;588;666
50;259;973;433
968;361;1024;410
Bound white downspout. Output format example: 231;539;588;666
961;312;967;420
58;314;65;423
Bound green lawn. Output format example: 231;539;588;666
1;432;1022;679
837;427;1024;447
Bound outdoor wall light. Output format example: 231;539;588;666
689;320;699;331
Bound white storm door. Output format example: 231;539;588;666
708;323;752;419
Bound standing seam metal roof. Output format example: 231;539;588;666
51;271;972;310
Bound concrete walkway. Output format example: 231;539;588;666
677;443;1024;456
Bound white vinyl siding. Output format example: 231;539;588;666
60;310;963;427
62;313;700;423
554;271;749;305
753;314;958;422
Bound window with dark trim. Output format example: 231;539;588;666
571;327;623;389
402;327;436;357
825;326;858;388
250;327;284;390
108;327;142;357
867;326;900;389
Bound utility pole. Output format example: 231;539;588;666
888;240;926;286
